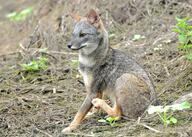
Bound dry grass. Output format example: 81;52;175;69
0;0;192;136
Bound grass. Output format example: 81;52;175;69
147;101;191;127
6;7;33;21
98;116;119;126
172;16;192;61
21;57;48;73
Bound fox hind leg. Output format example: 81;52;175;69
115;73;151;118
92;73;151;119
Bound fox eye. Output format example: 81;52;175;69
79;32;87;37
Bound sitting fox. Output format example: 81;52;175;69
62;9;156;133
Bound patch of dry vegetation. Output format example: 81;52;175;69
0;0;191;136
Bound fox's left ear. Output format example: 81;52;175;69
86;9;100;25
70;13;81;22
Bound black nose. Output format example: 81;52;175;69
67;44;72;49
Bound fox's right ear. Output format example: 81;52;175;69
70;13;81;22
86;9;100;24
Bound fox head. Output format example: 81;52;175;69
67;9;108;55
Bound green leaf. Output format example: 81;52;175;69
169;117;177;124
70;59;79;67
21;57;48;72
180;101;191;109
170;101;191;111
172;28;180;33
98;119;107;123
186;54;192;61
148;101;191;115
187;25;192;29
177;21;186;29
6;12;17;20
106;116;119;122
178;34;187;43
105;116;119;126
71;59;79;64
19;7;33;16
132;34;145;41
15;7;33;21
98;117;118;126
177;44;185;49
175;17;182;22
184;44;192;49
186;31;192;36
6;7;33;21
166;119;170;125
183;16;190;21
106;117;114;123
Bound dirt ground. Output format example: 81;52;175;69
0;0;192;137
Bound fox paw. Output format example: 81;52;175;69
61;126;74;134
92;98;104;108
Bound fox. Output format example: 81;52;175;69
62;9;157;133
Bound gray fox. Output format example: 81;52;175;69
62;9;157;133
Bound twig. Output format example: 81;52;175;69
19;43;27;51
42;50;78;55
34;128;53;137
61;132;95;137
0;51;20;57
27;24;40;49
164;65;170;76
27;48;78;55
58;15;66;32
138;123;162;133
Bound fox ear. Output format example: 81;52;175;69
86;9;100;24
70;13;81;22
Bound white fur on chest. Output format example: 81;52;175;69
79;69;93;89
79;54;95;67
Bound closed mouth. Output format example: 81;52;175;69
71;44;86;50
71;45;86;50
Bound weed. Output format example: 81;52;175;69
172;16;192;61
21;57;48;72
98;116;119;126
71;60;79;67
147;101;191;127
6;7;33;21
132;34;145;41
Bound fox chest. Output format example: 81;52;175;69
78;68;93;90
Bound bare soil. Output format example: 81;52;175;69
0;0;192;137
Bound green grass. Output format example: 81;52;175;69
173;16;192;61
148;101;191;127
6;7;33;21
98;116;119;126
21;57;48;73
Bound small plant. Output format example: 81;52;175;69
98;116;119;126
6;7;33;21
132;34;145;41
172;16;192;61
147;101;191;127
71;59;79;66
21;57;48;72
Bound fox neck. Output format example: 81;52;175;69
79;29;109;68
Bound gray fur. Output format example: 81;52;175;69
68;19;157;118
